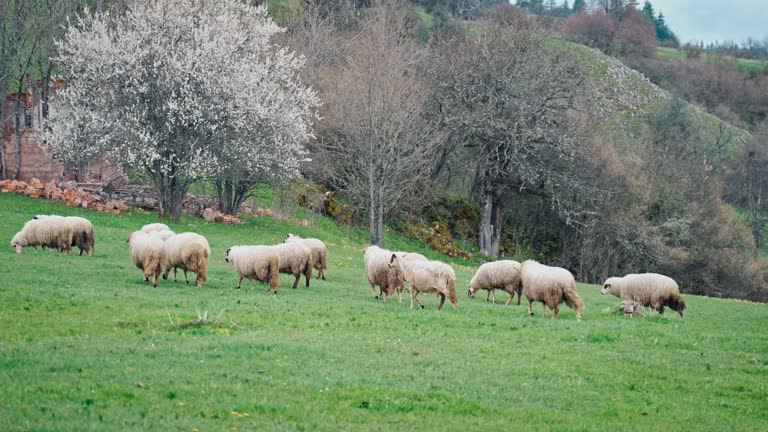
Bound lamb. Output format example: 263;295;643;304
385;252;430;303
271;242;313;289
388;254;459;311
163;232;210;287
468;260;522;305
141;223;171;234
285;234;328;280
11;217;72;254
520;260;584;321
127;231;167;287
601;273;686;319
225;246;280;293
34;215;95;256
363;245;403;302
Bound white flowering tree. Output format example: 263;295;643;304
45;0;319;220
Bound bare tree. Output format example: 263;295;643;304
314;3;438;245
429;25;603;256
732;122;768;259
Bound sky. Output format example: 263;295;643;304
648;0;768;44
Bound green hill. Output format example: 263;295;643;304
1;193;766;430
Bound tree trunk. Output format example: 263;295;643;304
1;137;6;180
216;177;250;215
376;181;385;246
76;162;87;182
368;164;377;245
13;95;23;180
489;195;503;257
479;177;494;255
155;172;189;222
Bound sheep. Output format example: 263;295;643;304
225;246;280;293
34;215;95;256
272;242;313;289
148;229;176;242
468;260;522;305
127;231;167;287
379;252;429;303
285;233;328;280
520;260;584;321
163;232;211;287
141;223;171;234
11;217;72;254
363;245;403;302
601;273;686;319
617;300;646;317
388;254;459;311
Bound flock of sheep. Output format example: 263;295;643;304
10;215;687;320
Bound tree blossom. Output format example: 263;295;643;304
45;0;320;220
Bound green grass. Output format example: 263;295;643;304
1;193;767;431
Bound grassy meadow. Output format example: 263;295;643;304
0;193;767;431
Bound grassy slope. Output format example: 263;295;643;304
0;193;766;431
657;47;768;74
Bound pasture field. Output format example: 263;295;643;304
0;193;767;431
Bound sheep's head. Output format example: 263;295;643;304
601;277;620;296
11;233;23;254
224;248;231;263
285;233;298;242
388;253;400;269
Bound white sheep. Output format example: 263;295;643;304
364;245;403;301
468;260;522;305
148;229;176;242
127;231;167;287
520;260;584;321
34;215;95;256
385;251;430;303
272;242;314;289
285;233;328;280
388;254;459;311
225;246;280;293
11;217;72;254
141;223;171;234
163;232;210;287
601;273;686;319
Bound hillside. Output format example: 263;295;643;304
1;193;767;430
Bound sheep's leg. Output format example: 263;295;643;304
151;274;158;288
397;283;403;304
249;277;254;290
292;274;300;289
414;292;424;309
184;270;189;284
505;287;514;306
370;283;379;299
542;304;547;318
491;289;497;304
79;247;84;256
437;293;446;311
552;305;560;320
237;275;243;289
658;305;665;315
528;300;534;316
173;268;178;282
485;290;491;303
574;309;582;322
410;289;415;310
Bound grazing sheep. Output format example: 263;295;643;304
148;229;176;242
285;234;328;280
163;233;210;287
363;245;402;302
520;260;584;321
34;215;95;256
468;260;522;305
272;242;313;289
141;223;171;234
388;254;459;312
601;273;686;319
225;246;280;293
127;231;167;287
11;217;72;254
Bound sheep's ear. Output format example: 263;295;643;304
390;254;397;263
226;247;231;256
